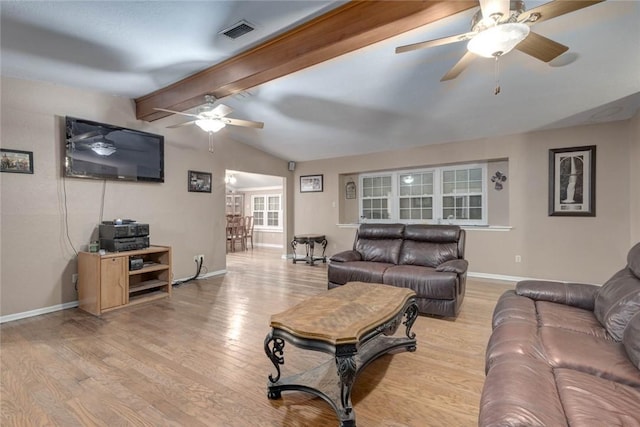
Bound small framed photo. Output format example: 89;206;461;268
188;170;212;193
300;174;323;193
548;145;596;216
1;149;33;174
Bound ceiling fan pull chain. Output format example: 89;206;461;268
494;55;501;95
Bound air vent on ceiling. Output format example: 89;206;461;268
219;20;255;40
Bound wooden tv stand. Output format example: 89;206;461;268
78;245;172;316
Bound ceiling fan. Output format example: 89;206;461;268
154;95;264;134
395;0;604;87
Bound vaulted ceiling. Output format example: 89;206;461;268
2;1;639;162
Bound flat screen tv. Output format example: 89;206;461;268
64;116;164;182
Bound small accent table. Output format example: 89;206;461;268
291;234;327;265
264;282;418;427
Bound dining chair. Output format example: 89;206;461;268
244;216;254;250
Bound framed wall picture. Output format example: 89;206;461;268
548;145;596;216
188;170;212;193
345;179;356;199
1;149;33;174
300;174;323;193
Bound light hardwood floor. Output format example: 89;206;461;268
1;248;514;427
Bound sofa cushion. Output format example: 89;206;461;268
398;224;461;267
623;311;640;369
491;290;537;328
327;261;392;285
555;368;640;426
540;326;640;387
594;268;640;341
536;301;609;339
479;358;568;427
382;265;457;299
403;224;460;243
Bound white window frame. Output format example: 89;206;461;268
358;163;487;226
251;194;283;231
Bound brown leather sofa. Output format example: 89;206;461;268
479;242;640;426
328;223;467;317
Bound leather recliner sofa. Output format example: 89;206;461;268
328;223;468;317
479;242;640;426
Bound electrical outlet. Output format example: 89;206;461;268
194;254;204;263
72;273;78;285
515;255;522;263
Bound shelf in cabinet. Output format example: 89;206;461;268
129;279;168;293
129;263;169;275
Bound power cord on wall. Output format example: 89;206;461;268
172;257;204;287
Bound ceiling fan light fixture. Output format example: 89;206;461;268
195;119;226;133
467;23;530;58
90;141;116;156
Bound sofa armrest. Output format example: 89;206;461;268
435;259;468;274
330;250;362;263
515;280;599;310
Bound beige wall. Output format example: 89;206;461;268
0;77;291;316
293;119;636;285
630;112;640;245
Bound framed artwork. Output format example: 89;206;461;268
548;145;596;216
1;149;33;174
345;179;356;199
188;170;212;193
300;174;323;193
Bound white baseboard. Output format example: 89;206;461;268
255;243;283;249
0;301;79;324
0;269;229;324
467;271;536;283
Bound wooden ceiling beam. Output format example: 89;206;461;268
135;1;477;122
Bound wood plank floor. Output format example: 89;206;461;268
1;248;514;427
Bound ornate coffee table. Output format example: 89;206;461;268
264;282;418;427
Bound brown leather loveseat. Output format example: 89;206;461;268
479;242;640;426
328;223;467;317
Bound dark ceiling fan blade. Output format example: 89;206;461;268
441;51;477;81
519;0;604;25
479;0;510;20
153;107;200;119
395;31;476;54
515;31;568;62
67;130;102;143
167;120;197;129
223;118;265;129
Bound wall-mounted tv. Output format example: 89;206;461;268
64;116;164;182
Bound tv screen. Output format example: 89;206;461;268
64;116;164;182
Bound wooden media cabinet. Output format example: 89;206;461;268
78;245;172;316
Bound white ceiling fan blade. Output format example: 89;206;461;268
223;118;265;129
202;103;234;118
167;120;197;129
479;0;510;21
395;31;477;54
153;107;200;119
441;51;477;81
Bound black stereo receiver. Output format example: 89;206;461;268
100;237;149;252
99;222;149;239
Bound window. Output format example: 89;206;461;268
399;172;434;221
359;164;486;225
361;175;392;220
252;194;282;229
441;167;484;222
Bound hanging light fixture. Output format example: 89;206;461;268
195;119;226;133
467;23;530;58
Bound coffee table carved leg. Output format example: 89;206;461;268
264;332;286;398
335;345;357;424
403;302;419;350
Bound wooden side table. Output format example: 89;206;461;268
291;234;327;265
264;282;418;427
